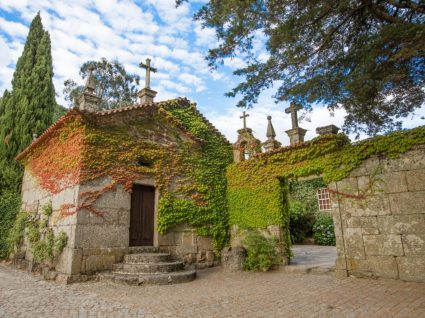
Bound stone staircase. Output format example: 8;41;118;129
99;247;196;285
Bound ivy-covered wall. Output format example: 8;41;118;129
227;126;425;257
16;98;232;275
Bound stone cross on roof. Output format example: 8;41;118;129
240;111;249;129
266;115;276;139
139;58;157;89
285;102;302;129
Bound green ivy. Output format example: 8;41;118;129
5;207;26;256
8;203;68;263
227;126;425;256
158;101;233;252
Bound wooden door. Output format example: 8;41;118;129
130;185;155;246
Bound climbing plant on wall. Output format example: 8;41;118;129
19;99;233;254
227;126;425;256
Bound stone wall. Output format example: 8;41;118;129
20;171;216;277
330;145;425;282
20;170;81;275
159;224;216;269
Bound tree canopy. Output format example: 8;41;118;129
189;0;425;136
63;58;140;110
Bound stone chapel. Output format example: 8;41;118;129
14;60;232;284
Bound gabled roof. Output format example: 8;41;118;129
16;97;229;161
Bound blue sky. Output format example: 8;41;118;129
1;0;424;144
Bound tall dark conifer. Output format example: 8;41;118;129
0;12;56;189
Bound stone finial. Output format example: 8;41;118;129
266;115;276;139
32;133;38;141
316;125;340;136
84;66;96;94
284;102;306;145
77;66;101;113
138;58;158;103
263;115;281;152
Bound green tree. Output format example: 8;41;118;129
189;0;425;136
0;13;56;258
63;58;140;110
0;12;56;171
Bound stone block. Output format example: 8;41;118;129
118;208;130;226
195;236;213;251
347;258;370;272
357;176;371;193
379;171;408;193
55;248;82;275
182;232;195;246
363;234;404;256
176;245;197;255
382;149;425;172
206;251;215;262
88;185;131;211
350;157;381;177
402;234;425;256
377;214;425;234
221;246;246;271
83;255;115;274
362;228;380;235
344;228;365;259
397;256;425;282
334;257;347;270
406;169;425;191
346;216;378;229
336;178;358;195
389;191;425;215
52;186;78;211
361;194;391;216
77;207;123;225
75;224;128;248
158;231;176;246
367;256;399;279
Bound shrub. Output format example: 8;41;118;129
0;191;21;258
242;230;282;271
313;213;336;246
289;201;316;243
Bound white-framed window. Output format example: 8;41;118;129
317;188;332;210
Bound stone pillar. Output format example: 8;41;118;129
77;68;101;113
316;125;340;136
138;87;157;104
285;127;307;145
262;116;281;152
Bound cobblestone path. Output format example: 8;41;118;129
1;263;424;318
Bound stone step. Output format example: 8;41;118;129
280;264;335;275
112;261;184;273
124;253;171;264
99;270;196;285
127;246;159;254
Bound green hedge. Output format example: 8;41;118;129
0;191;21;258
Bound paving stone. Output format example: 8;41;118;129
1;263;425;317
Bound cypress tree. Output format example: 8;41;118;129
0;12;56;188
0;12;56;258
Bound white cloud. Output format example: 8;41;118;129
0;17;28;38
